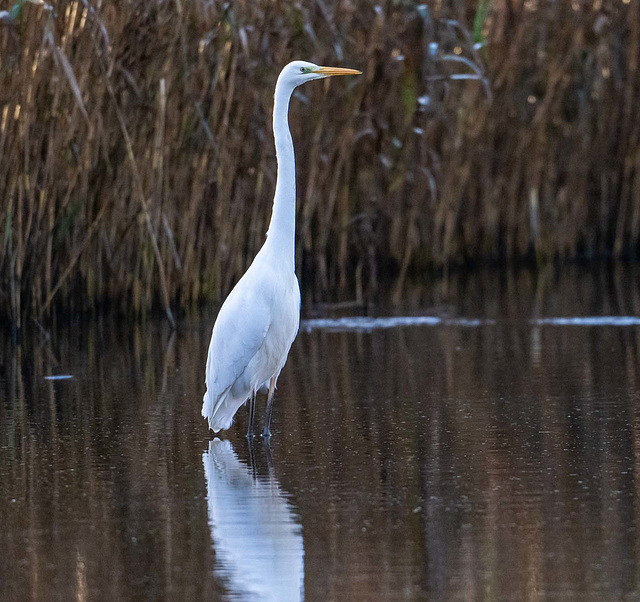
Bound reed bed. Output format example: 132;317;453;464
0;0;638;327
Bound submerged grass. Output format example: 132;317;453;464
0;0;639;326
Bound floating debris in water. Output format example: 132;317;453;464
301;316;495;332
44;374;73;380
301;315;640;332
533;317;640;326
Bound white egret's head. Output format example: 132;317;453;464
277;60;361;90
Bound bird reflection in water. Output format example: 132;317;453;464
203;439;304;601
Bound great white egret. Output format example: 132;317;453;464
202;60;361;436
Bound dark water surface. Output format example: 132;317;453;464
2;267;640;600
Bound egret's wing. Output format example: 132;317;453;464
205;282;271;399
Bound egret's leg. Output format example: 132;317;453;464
246;392;256;438
262;377;277;438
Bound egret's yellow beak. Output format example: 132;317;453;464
314;66;362;76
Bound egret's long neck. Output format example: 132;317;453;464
265;79;296;268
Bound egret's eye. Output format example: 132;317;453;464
300;67;305;73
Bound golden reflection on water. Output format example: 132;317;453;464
1;267;640;600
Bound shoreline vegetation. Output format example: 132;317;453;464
1;0;639;328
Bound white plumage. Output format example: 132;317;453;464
202;255;300;432
202;60;361;436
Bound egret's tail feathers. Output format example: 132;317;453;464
202;389;241;433
201;389;215;426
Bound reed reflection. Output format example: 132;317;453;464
203;439;304;602
1;265;640;600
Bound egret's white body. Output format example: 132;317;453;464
202;60;360;435
202;250;300;432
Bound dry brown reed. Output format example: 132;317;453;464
0;0;639;327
